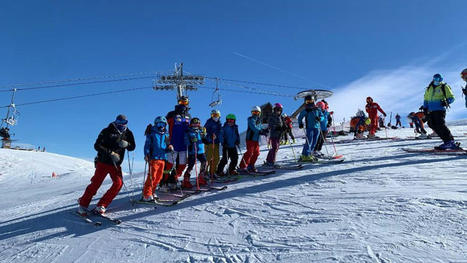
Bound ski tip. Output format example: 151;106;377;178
332;154;344;159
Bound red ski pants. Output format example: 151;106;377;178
369;117;379;135
142;160;165;198
240;140;260;169
79;162;123;208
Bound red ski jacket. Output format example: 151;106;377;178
365;102;386;119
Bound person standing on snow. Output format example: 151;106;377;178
160;115;189;190
204;109;222;179
239;106;266;173
395;114;402;127
78;114;136;216
281;114;295;145
298;96;323;161
421;73;458;150
140;116;173;202
407;112;428;138
314;101;330;156
265;103;285;167
166;96;191;138
365;97;386;138
461;68;467;108
182;117;208;188
217;114;240;176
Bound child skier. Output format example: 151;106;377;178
141;116;173;202
204;109;222;179
239;106;266;173
281;114;295;145
298;96;323;161
407;112;428;138
265;103;285;167
365;97;386;138
78;114;136;216
182;117;208;188
314;101;330;156
217;114;240;176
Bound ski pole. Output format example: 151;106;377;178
113;159;134;205
194;142;199;191
237;145;248;169
329;125;339;156
320;130;330;157
290;139;297;161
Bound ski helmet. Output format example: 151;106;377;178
461;68;467;81
316;101;326;110
211;109;221;117
274;103;283;109
366;97;373;103
251;106;261;115
154;116;167;125
226;113;236;120
115;114;128;125
178;96;189;106
304;95;314;104
190;117;201;126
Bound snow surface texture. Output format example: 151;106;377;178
0;126;466;263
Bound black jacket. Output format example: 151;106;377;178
94;123;136;166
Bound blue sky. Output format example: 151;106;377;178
0;0;466;159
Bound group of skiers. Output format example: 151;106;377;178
77;70;466;216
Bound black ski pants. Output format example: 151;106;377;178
217;146;238;174
427;110;453;143
315;130;327;152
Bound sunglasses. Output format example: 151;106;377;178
211;113;220;118
178;100;189;106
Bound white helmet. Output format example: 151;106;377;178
210;109;220;116
251;106;261;113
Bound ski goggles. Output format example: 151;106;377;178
155;122;166;128
305;99;314;104
251;110;261;115
115;119;128;125
211;113;220;118
227;119;235;123
178;99;189;106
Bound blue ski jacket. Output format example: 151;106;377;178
298;106;323;130
144;126;169;160
219;123;240;148
204;118;222;144
170;120;189;152
246;116;262;142
320;110;330;132
184;127;205;155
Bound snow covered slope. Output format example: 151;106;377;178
0;126;466;263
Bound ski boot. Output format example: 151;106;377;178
198;176;208;186
181;178;193;189
247;165;258;173
93;206;106;215
435;140;460;150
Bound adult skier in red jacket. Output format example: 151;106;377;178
365;97;386;137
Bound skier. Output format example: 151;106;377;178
78;114;136;216
182;117;208;188
166;96;191;137
395;114;402;127
462;68;467;108
314;101;330;156
421;73;457;149
353;109;368;138
281;114;295;145
265;103;285;167
239;106;266;173
160;115;189;190
407;112;428;138
217;114;240;176
141;116;173;202
365;97;386;138
298;96;323;161
204;109;222;179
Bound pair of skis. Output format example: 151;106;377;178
137;185;228;208
74;210;122;226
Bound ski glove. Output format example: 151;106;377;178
191;137;198;143
110;151;120;163
441;100;448;107
167;145;174;152
383;113;387;117
299;123;304;129
118;140;129;148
